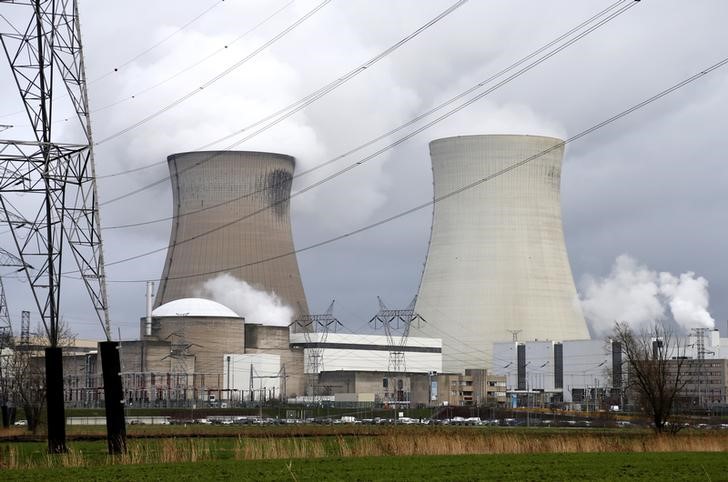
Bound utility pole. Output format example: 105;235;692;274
249;364;254;403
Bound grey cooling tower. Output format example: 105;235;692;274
415;135;589;373
155;151;309;316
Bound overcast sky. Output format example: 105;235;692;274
1;0;726;342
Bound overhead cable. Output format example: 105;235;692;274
98;0;469;179
86;53;728;281
0;0;228;120
99;0;631;218
94;0;333;146
83;0;296;120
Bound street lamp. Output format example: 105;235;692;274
226;356;231;403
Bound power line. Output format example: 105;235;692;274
98;0;469;180
91;0;227;84
98;0;632;223
88;1;636;269
94;0;333;146
77;0;296;122
84;53;728;281
0;0;228;120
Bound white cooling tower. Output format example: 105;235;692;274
415;135;589;373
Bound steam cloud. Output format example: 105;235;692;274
580;255;715;336
196;273;294;327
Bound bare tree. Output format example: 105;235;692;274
4;322;77;433
613;322;690;434
6;344;45;432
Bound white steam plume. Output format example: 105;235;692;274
580;254;715;336
195;273;294;327
658;271;715;329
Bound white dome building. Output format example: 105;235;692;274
141;297;244;376
151;298;241;319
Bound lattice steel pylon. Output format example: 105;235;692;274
0;0;110;344
369;296;425;374
20;310;30;347
691;327;713;360
0;247;28;412
291;300;341;397
1;0;110;454
162;330;198;375
0;247;30;346
0;278;9;348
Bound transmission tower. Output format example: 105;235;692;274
162;329;198;375
291;300;341;398
507;329;522;342
369;296;425;374
0;0;111;454
691;327;714;408
0;0;110;344
0;247;30;348
691;327;710;360
19;310;30;348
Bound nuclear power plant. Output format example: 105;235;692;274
31;141;728;411
130;150;312;398
155;150;309;316
3;2;726;457
414;135;590;373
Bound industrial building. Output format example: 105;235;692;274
56;150;314;407
312;369;507;407
112;150;312;402
289;332;442;374
289;332;442;405
154;150;309;317
50;149;455;409
493;338;623;408
10;139;725;417
415;135;589;373
492;330;728;409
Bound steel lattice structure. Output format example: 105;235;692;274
291;300;341;397
0;0;110;344
369;296;425;374
0;247;28;344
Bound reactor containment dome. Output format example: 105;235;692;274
414;135;589;373
155;151;309;316
151;298;241;319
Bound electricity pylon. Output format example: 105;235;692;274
291;300;341;398
369;296;425;373
0;0;110;453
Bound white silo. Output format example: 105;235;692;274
414;135;589;373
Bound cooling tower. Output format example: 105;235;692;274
414;135;589;373
155;151;309;317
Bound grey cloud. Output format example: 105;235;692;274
1;0;726;340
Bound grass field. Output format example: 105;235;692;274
1;452;727;481
2;426;727;469
3;424;727;482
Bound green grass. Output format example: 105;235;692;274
1;452;726;481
